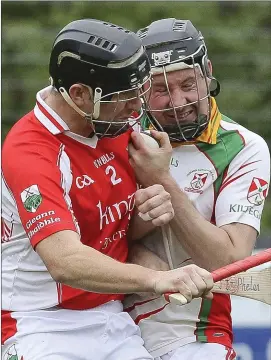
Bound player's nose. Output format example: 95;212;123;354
169;89;187;108
125;96;142;111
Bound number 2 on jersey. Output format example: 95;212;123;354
105;165;122;185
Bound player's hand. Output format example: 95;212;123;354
135;184;174;226
152;264;214;303
129;130;172;187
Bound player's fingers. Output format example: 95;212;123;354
135;188;151;205
135;185;170;207
182;276;202;298
194;267;214;291
148;200;174;221
175;282;193;303
189;270;210;297
130;131;148;150
137;193;171;214
149;201;174;221
150;130;171;150
151;211;175;227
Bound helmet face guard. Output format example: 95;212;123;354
49;19;151;138
91;76;151;138
137;19;220;142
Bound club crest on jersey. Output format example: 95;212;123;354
184;171;209;194
190;172;208;190
3;344;20;360
20;184;42;213
247;177;268;206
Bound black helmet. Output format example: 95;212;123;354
49;19;151;137
137;18;220;142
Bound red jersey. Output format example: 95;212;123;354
2;86;137;311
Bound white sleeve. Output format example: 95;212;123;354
215;134;270;233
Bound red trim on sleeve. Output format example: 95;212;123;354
219;170;255;195
1;311;18;344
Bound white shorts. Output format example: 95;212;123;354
2;301;153;360
155;342;236;360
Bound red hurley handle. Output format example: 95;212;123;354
164;248;271;301
212;248;271;282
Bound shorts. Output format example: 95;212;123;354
155;342;236;360
2;300;153;360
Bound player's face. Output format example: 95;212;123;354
148;67;209;127
98;89;142;122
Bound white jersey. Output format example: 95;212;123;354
124;112;270;358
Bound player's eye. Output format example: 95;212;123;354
155;87;167;94
182;81;196;91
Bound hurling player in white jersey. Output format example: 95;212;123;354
1;19;215;360
125;19;270;360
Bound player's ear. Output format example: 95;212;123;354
207;60;213;77
206;60;220;97
69;84;94;107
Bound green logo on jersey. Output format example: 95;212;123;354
8;355;18;360
4;344;19;360
20;185;42;213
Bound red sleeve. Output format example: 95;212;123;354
2;138;77;248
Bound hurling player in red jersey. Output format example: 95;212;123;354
2;19;214;360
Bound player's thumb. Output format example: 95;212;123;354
202;290;213;301
150;130;171;150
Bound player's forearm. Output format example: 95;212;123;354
37;231;158;294
160;176;237;271
54;244;157;294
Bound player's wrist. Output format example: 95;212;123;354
158;174;180;191
139;267;162;293
148;171;173;188
148;270;169;295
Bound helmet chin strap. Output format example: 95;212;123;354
59;85;102;120
93;87;102;119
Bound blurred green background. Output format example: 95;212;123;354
2;1;270;242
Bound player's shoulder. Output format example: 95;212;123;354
219;114;269;151
2;110;63;175
3;110;61;155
